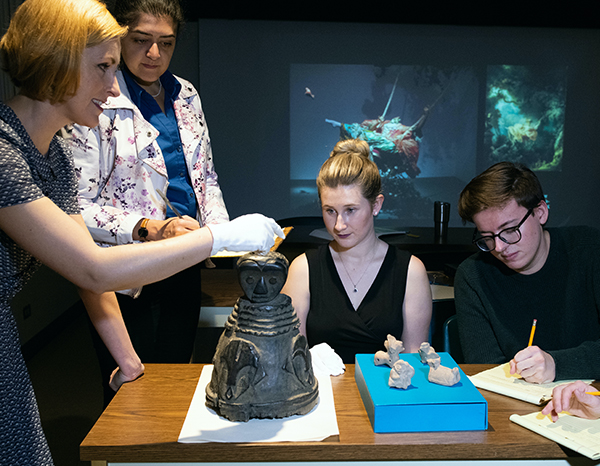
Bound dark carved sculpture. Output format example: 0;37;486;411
205;251;319;422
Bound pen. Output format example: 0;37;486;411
527;319;537;347
156;188;182;219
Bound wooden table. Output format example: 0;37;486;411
81;364;591;465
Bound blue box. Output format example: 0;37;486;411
355;352;488;433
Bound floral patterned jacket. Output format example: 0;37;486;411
66;70;229;247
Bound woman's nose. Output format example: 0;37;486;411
147;42;160;59
335;215;346;231
107;73;120;98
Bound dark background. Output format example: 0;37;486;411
176;5;600;229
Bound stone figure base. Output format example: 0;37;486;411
206;295;319;422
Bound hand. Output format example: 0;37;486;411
208;214;285;255
108;364;145;392
133;216;200;241
509;346;555;383
542;381;600;422
150;216;200;240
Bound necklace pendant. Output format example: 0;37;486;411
353;287;358;293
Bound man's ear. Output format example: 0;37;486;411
534;199;549;225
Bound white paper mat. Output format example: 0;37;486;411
178;365;339;443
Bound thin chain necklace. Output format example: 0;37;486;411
150;79;162;98
337;241;380;293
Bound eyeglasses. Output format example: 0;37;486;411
472;208;533;252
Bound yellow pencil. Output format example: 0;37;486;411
527;319;537;347
586;391;600;396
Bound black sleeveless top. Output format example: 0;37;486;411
305;244;411;363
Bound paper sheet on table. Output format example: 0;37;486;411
510;411;600;460
178;365;339;443
469;362;593;405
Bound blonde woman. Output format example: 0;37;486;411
0;1;281;462
282;139;431;363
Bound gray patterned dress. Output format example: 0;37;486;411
0;103;79;466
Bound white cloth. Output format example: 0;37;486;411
310;343;346;376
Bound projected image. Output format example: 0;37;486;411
485;65;567;171
290;64;479;226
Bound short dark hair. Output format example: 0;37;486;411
111;0;185;34
458;161;545;223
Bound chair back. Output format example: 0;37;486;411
443;314;464;364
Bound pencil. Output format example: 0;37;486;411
585;391;600;396
527;319;537;347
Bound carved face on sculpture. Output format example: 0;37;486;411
236;252;289;303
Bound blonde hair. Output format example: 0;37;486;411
0;0;127;104
317;139;382;205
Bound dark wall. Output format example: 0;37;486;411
191;18;600;229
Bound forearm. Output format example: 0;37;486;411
78;288;143;379
401;256;432;353
78;226;214;293
0;199;214;293
1;198;280;295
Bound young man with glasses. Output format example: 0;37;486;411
454;161;600;384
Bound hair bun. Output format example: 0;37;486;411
331;139;371;159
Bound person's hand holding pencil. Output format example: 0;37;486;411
542;380;600;422
509;319;556;384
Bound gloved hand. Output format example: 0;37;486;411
207;213;285;256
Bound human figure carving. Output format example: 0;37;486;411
206;252;319;422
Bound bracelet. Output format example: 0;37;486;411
138;218;150;241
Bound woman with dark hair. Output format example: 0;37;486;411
281;139;432;364
66;0;231;405
0;0;281;462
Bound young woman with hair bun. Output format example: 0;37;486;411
282;139;432;364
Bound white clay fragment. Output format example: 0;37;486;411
388;359;415;389
427;357;461;386
374;350;392;366
418;342;438;364
374;334;404;367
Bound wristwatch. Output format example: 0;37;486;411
138;218;149;241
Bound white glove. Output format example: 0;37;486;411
207;213;285;256
310;343;346;376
